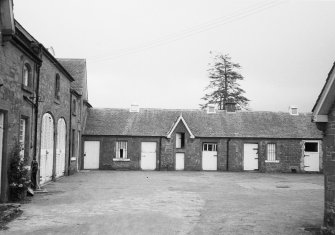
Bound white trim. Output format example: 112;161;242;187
313;68;335;118
167;115;195;139
113;158;130;162
265;160;280;163
312;115;328;122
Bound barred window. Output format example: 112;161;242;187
116;141;127;159
267;144;276;161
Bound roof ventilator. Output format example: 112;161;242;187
289;105;298;115
130;104;140;113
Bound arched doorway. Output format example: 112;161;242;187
56;118;66;178
40;113;54;184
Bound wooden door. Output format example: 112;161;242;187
304;141;320;172
56;118;66;177
175;153;184;170
141;142;156;170
40;113;54;184
84;141;100;169
243;144;259;171
202;143;217;170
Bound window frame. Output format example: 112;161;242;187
55;74;60;100
22;63;32;88
115;141;128;160
265;143;279;163
202;143;217;152
176;133;185;149
19;116;29;161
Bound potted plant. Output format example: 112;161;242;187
8;142;31;202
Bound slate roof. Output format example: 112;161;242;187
84;108;323;139
58;58;87;96
312;61;335;112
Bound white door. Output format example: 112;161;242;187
304;141;320;172
84;141;100;169
176;153;184;170
202;143;217;171
244;144;259;171
40;113;54;184
0;113;3;193
141;142;156;170
56;119;66;178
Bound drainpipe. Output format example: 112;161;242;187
68;93;72;176
31;50;42;190
226;138;231;171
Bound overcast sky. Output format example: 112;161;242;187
13;0;335;112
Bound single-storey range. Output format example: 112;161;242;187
82;105;323;173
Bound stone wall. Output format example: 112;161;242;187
322;103;335;234
0;38;38;201
36;52;71;182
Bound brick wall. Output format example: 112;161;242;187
228;139;322;173
82;136;161;170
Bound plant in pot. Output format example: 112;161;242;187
8;142;31;202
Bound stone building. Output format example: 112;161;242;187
0;0;90;201
82;106;323;172
312;62;335;234
0;0;42;201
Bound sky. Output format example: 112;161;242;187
13;0;335;112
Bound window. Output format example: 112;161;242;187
266;143;277;162
55;74;60;99
203;143;217;152
72;99;77;115
305;142;318;152
19;118;27;158
176;133;185;148
71;129;76;158
116;141;127;159
23;63;31;87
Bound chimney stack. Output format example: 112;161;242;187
0;0;15;35
225;102;236;113
289;105;298;115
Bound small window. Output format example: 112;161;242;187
116;141;127;159
203;143;217;152
176;133;185;148
71;129;76;157
305;142;318;152
55;74;60;99
266;144;276;162
19;118;27;158
72;99;77;115
23;63;31;87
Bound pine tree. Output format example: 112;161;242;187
200;52;249;110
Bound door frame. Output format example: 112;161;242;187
175;152;185;170
243;143;259;171
303;140;320;172
140;141;157;170
201;142;218;171
83;140;100;169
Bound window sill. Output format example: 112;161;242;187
21;84;33;94
113;158;130;162
265;160;280;163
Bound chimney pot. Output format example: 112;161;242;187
225;102;236;113
130;104;139;112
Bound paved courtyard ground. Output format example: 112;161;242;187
4;171;323;235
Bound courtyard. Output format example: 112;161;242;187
4;171;323;235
